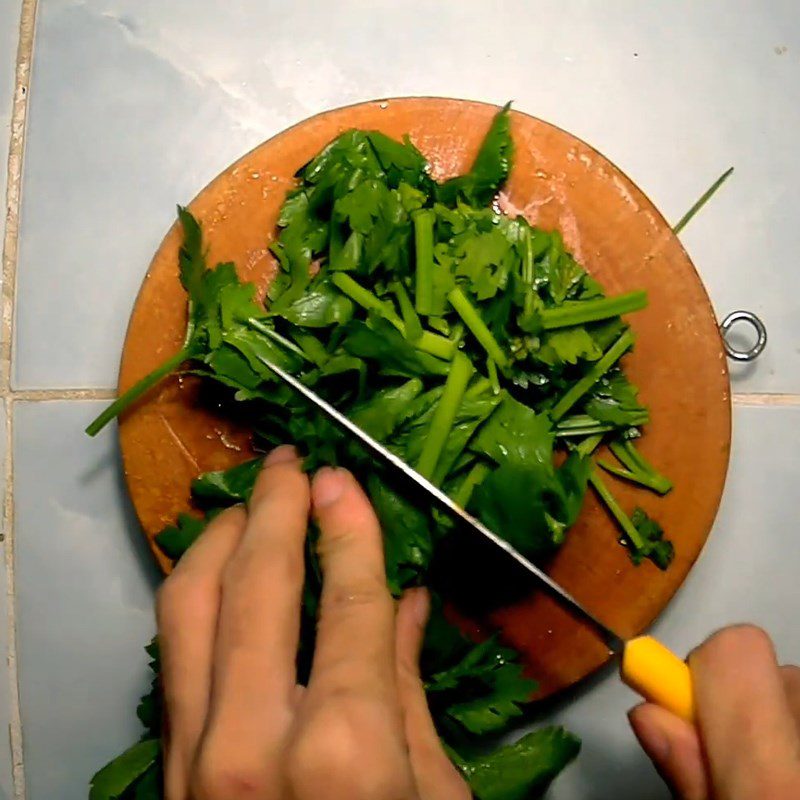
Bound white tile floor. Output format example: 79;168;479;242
13;402;158;800
13;0;800;393
1;2;799;798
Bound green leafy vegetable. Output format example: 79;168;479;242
154;513;207;561
89;739;160;800
470;454;590;558
427;635;537;735
132;764;161;800
438;102;514;206
136;639;162;737
455;727;581;800
630;507;675;569
588;470;674;569
191;457;264;504
271;271;355;327
367;475;435;593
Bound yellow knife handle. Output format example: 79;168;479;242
621;636;695;723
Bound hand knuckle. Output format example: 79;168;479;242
288;704;408;800
319;522;370;555
193;752;276;800
320;579;390;618
710;623;774;656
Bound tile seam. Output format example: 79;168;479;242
3;388;116;401
2;401;20;799
731;393;800;406
1;1;39;798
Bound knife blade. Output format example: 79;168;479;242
260;355;695;722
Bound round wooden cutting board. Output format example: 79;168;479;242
118;98;731;698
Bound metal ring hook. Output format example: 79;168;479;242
719;311;767;362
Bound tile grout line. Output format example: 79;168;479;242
2;388;116;401
1;1;38;798
1;406;17;798
731;393;800;406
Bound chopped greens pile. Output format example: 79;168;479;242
87;104;676;800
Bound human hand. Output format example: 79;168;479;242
156;445;471;800
629;625;800;799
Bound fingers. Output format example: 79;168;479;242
307;467;396;700
628;703;707;800
690;625;800;798
195;446;310;793
781;665;800;736
396;589;472;800
157;505;247;800
287;469;417;800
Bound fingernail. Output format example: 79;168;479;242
628;706;671;762
265;444;298;466
312;467;349;508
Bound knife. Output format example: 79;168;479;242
262;356;695;723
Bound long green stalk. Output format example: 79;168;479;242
486;358;500;394
596;460;669;494
673;167;734;235
540;291;647;330
452;462;491;507
247;318;312;362
332;272;395;318
332;272;455;360
417;332;457;360
392;281;423;343
465;376;493;399
556;413;649;438
574;434;603;459
447;287;508;368
413;209;435;315
588;470;645;550
416;353;474;481
85;347;190;436
550;330;634;421
600;439;672;494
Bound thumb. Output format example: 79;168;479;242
628;703;708;800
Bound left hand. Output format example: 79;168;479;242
156;445;470;800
